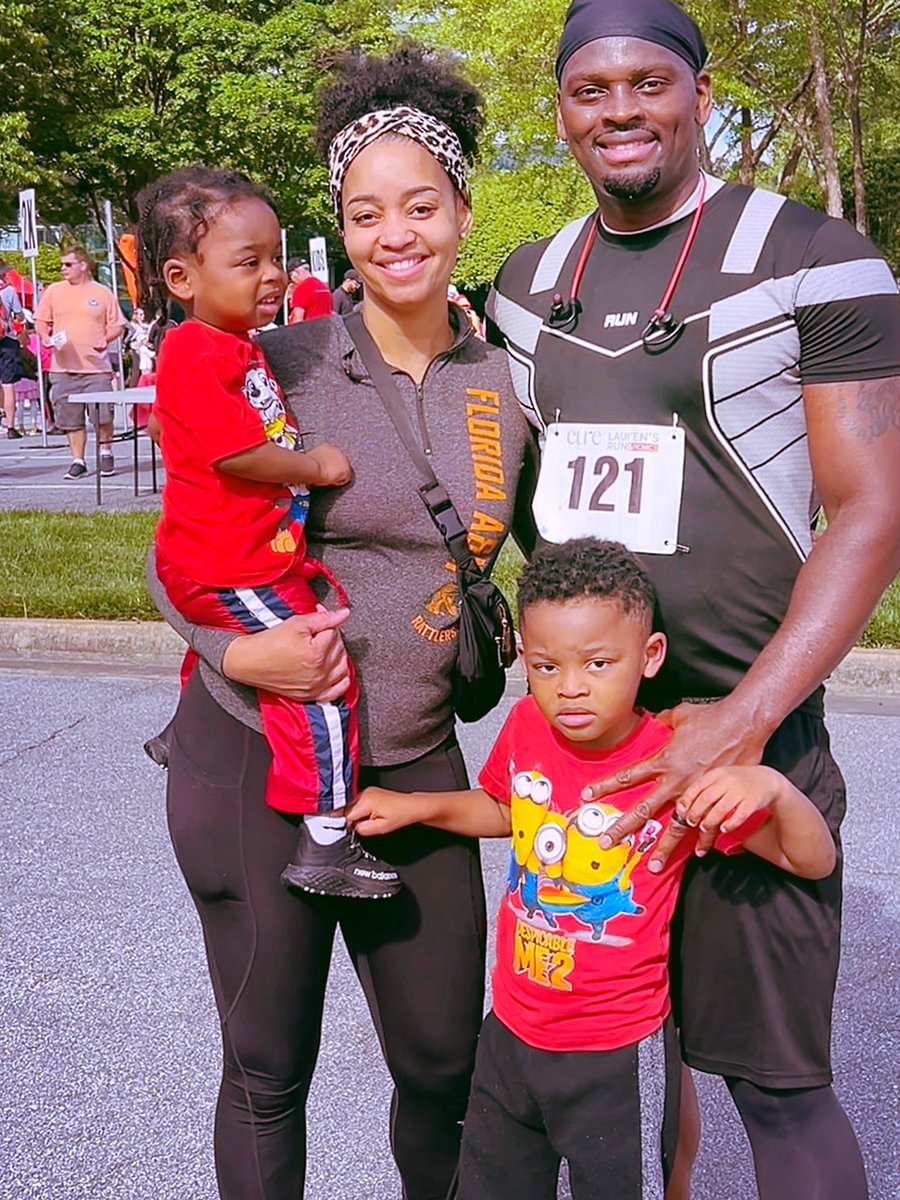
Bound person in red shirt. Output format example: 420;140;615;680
287;258;334;323
349;538;835;1199
138;165;399;900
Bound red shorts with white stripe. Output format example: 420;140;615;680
157;552;358;816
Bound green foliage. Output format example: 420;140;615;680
1;0;897;273
490;537;525;622
407;0;899;276
0;0;393;230
0;246;62;282
456;159;593;289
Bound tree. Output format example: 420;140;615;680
0;0;393;229
401;0;586;285
408;0;899;280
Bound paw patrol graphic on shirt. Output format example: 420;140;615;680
244;364;298;450
242;361;310;552
506;768;662;954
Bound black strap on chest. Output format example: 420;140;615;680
344;312;473;573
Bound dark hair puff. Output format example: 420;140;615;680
314;44;485;167
517;539;657;629
134;165;276;320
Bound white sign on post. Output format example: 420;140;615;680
308;236;329;284
18;189;39;259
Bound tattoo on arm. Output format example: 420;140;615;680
835;378;900;443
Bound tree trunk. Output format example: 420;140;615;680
779;133;805;194
809;20;843;217
848;97;868;233
740;107;754;185
830;0;869;233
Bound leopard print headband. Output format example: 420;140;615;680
328;105;469;222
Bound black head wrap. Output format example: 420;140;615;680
556;0;708;80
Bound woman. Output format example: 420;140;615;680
148;45;535;1200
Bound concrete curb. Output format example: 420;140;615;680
0;617;184;668
827;646;900;695
0;617;898;695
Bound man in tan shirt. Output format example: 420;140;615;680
35;247;125;480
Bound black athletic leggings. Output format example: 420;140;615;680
725;1077;868;1200
166;671;487;1200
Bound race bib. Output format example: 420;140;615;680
533;421;686;553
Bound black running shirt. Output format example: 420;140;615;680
488;180;900;707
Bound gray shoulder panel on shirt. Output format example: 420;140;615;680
529;213;593;295
720;189;787;275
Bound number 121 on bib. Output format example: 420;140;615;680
532;422;686;555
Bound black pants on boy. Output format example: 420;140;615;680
166;671;486;1200
457;1012;680;1200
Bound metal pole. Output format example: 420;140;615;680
30;258;47;448
104;200;126;393
281;227;289;325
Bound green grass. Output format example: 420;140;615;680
492;538;526;622
859;574;900;649
0;511;160;620
0;512;897;649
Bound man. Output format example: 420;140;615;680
331;267;361;315
0;261;25;439
287;258;333;323
34;247;124;479
488;2;899;1198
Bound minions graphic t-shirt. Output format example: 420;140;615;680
479;697;758;1053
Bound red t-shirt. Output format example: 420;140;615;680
154;321;308;588
289;276;333;320
479;697;764;1053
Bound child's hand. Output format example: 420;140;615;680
347;787;421;837
307;444;352;487
676;765;778;837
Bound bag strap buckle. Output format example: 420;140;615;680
419;480;469;549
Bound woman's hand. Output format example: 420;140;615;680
347;788;423;837
222;605;352;702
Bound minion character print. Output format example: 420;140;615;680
506;765;662;946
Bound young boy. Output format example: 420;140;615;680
139;165;399;900
348;538;835;1200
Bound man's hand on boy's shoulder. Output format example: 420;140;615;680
583;698;772;869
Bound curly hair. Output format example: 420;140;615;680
134;166;276;320
314;44;485;169
517;539;657;630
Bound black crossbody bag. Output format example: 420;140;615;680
345;313;516;723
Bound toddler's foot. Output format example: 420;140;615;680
281;823;401;899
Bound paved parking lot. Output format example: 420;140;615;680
1;668;897;1199
0;426;163;512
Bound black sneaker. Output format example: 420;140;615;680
64;461;88;480
100;452;115;476
281;825;401;899
6;428;23;439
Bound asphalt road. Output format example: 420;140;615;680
0;427;163;512
1;669;897;1200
